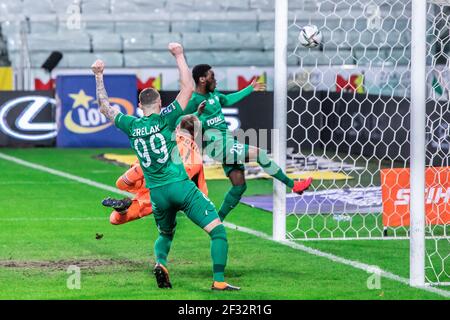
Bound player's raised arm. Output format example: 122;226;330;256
91;59;120;122
219;79;266;107
168;43;194;110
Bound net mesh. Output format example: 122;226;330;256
286;0;449;285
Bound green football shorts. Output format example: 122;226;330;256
150;179;219;235
205;137;249;177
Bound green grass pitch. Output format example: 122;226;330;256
0;148;448;299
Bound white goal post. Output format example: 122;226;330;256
273;0;449;286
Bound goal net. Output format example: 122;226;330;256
282;0;449;285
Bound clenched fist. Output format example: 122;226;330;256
91;59;105;75
168;42;184;57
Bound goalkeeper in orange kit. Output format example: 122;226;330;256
103;114;208;225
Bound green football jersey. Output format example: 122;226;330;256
115;100;188;188
185;91;229;138
184;86;254;142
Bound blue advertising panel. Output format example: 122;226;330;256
56;74;137;147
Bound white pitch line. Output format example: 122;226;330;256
1;152;449;299
0;152;132;197
0;217;106;221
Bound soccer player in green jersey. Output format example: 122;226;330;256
184;64;313;222
91;44;239;291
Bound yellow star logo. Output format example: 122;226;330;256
69;89;94;109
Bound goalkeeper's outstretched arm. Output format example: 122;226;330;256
168;42;194;110
91;60;120;122
220;79;266;107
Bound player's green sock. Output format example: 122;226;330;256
218;184;247;221
209;224;228;282
257;149;294;188
154;233;173;267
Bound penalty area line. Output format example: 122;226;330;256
1;152;449;298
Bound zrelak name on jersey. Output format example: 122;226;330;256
132;125;160;137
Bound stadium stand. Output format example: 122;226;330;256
0;0;413;68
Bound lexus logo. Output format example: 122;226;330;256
0;96;57;141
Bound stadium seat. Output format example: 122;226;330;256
212;51;241;66
82;0;111;14
235;50;273;66
91;33;122;52
298;53;328;66
287;54;299;66
185;50;216;66
116;21;169;34
212;50;271;67
1;20;28;37
260;31;274;50
208;33;242;50
0;0;23;15
387;48;411;66
220;0;250;11
5;35;22;53
199;12;258;33
53;0;80;14
321;18;341;31
81;15;115;33
110;0;166;13
288;29;301;51
322;30;355;50
122;33;152;51
238;33;265;50
289;0;310;10
297;50;354;66
116;13;171;33
124;51;177;67
394;19;410;32
22;0;55;14
249;0;273;10
258;12;274;32
374;30;406;48
29;15;58;34
358;31;376;48
166;0;195;12
9;51;69;68
27;32;91;52
171;12;200;32
353;49;387;66
182;33;211;50
192;0;221;11
151;33;182;50
65;52;123;68
354;19;369;32
325;50;354;65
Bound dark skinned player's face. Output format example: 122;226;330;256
204;70;217;92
